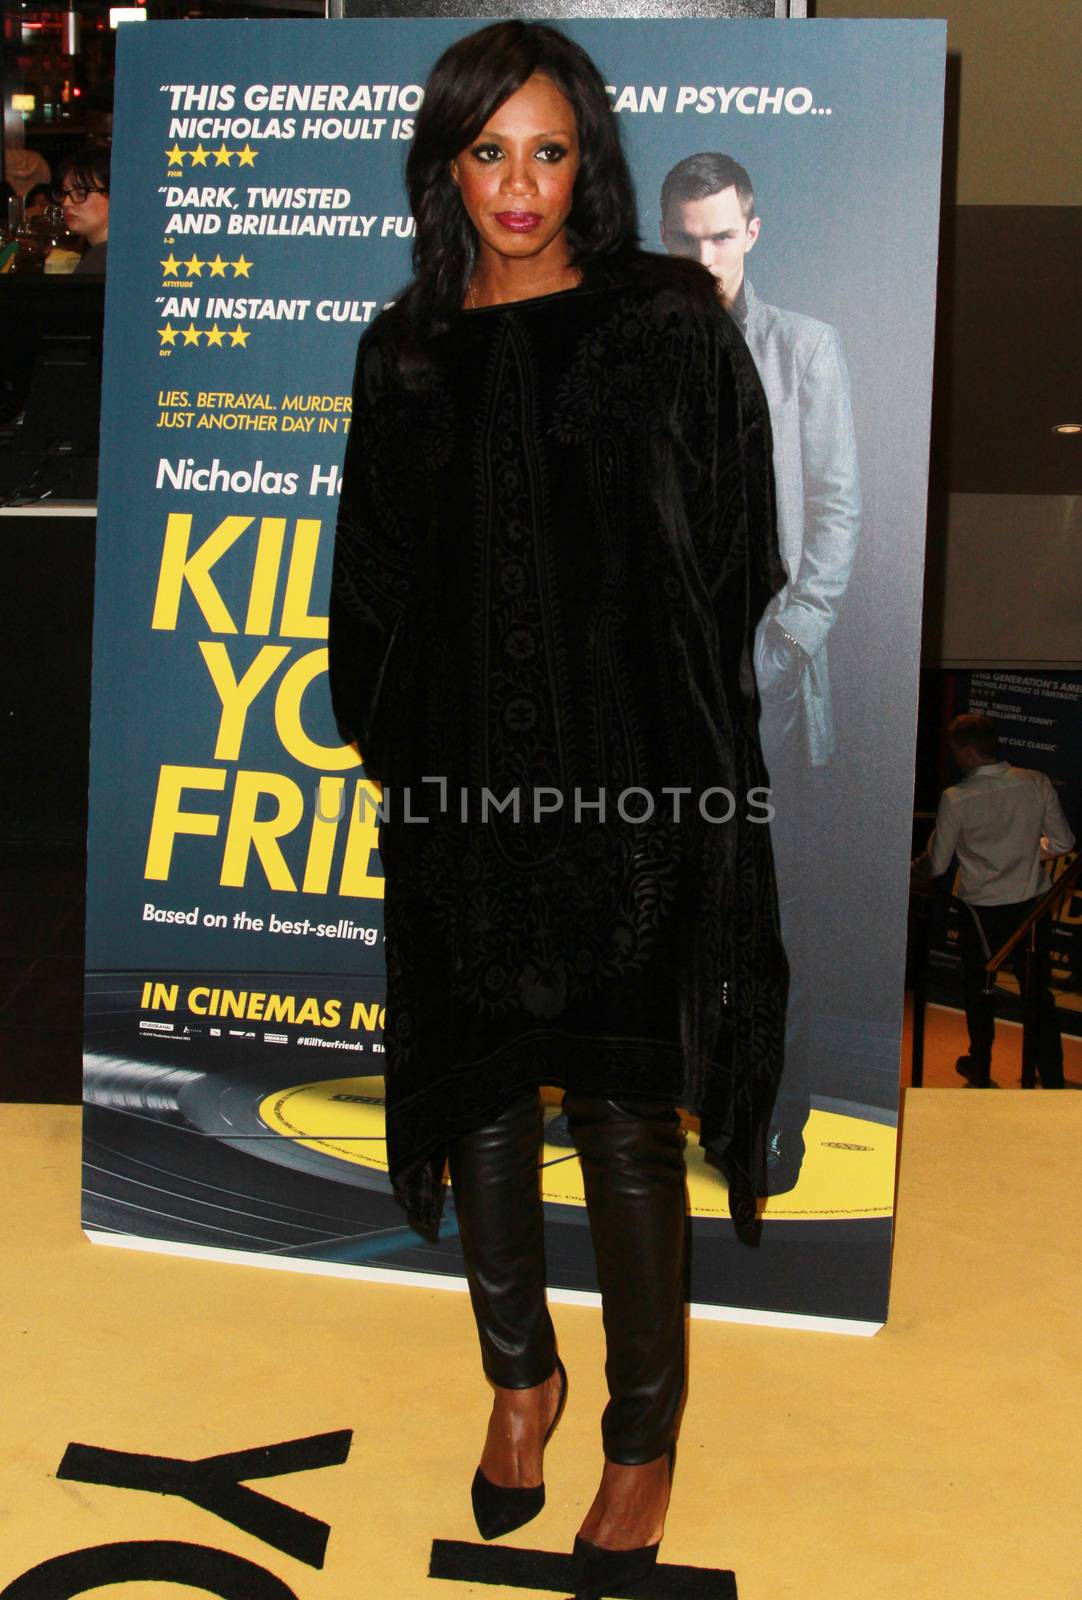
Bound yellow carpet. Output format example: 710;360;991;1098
901;993;1082;1089
2;1093;1078;1598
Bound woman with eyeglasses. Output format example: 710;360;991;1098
328;21;788;1597
56;147;110;275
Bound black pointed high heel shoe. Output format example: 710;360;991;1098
470;1355;568;1541
570;1441;676;1600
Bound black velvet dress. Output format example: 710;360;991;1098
327;253;789;1240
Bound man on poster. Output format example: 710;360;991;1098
660;151;862;1188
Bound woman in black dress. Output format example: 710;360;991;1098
328;22;787;1596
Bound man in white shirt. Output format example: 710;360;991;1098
915;714;1075;1087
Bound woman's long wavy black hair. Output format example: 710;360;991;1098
398;20;638;345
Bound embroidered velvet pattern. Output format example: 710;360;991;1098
328;261;789;1239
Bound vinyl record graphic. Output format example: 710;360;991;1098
258;1077;896;1220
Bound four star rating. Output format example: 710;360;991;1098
165;142;258;168
159;322;250;348
161;253;253;280
160;130;261;355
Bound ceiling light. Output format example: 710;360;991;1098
1052;422;1081;434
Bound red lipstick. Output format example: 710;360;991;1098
494;211;543;232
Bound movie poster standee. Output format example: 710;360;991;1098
83;18;945;1330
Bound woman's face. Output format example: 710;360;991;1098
450;72;580;270
60;175;109;245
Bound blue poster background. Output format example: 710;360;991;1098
83;18;944;1328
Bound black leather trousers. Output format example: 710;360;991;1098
447;1090;687;1466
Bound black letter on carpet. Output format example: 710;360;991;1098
56;1430;352;1568
0;1539;299;1598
